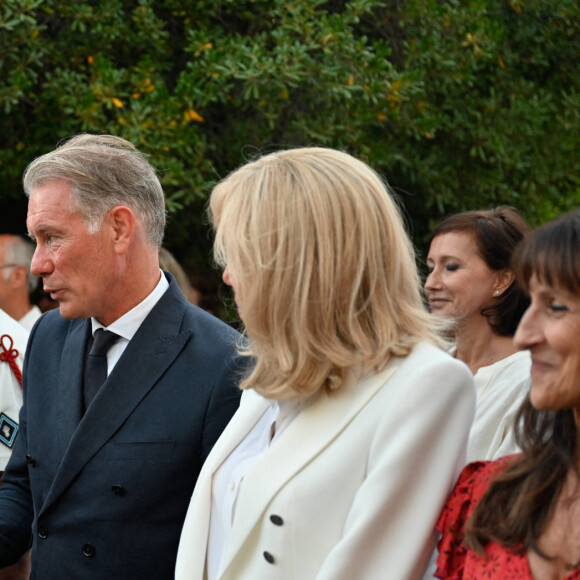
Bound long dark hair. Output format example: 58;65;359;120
430;206;531;336
465;209;580;557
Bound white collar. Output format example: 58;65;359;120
91;270;169;340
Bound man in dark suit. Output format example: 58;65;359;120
0;134;244;578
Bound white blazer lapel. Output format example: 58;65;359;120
220;357;403;574
176;390;271;580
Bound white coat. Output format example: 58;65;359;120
176;341;475;580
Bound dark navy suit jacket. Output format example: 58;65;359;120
0;273;244;578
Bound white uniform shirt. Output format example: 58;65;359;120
18;305;42;332
0;310;29;470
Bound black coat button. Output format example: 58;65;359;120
111;485;125;496
263;551;275;564
37;524;48;539
270;514;283;526
82;544;96;557
26;454;36;466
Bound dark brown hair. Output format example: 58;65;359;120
430;206;531;336
465;209;580;559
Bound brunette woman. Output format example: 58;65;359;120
425;208;531;461
436;210;580;579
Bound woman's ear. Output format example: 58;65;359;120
493;270;515;296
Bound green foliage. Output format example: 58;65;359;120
397;0;580;244
1;0;579;311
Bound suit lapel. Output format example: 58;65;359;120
46;320;90;465
220;358;402;573
40;281;191;514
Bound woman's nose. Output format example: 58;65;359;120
425;268;440;291
222;266;232;287
513;306;542;350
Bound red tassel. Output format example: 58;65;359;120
0;334;22;387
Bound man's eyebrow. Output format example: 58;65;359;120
27;224;52;241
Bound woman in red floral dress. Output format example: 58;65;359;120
436;210;580;580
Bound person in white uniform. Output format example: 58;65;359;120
0;234;41;331
176;147;476;580
0;309;28;476
0;311;29;580
425;207;532;462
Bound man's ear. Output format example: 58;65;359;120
109;206;136;254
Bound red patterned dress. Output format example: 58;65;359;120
435;458;580;579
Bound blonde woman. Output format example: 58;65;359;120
176;148;475;580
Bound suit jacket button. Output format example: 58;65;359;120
269;514;283;526
263;551;275;564
82;544;96;557
111;484;125;496
26;454;36;466
37;524;48;539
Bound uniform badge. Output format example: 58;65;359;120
0;413;18;448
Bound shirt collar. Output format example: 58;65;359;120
91;270;170;340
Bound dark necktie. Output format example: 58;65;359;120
83;329;119;411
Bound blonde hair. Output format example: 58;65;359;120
210;148;442;400
158;247;197;304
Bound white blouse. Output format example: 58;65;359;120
467;350;531;462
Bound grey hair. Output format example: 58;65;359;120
3;235;39;293
23;134;166;247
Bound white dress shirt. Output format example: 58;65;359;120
91;271;169;376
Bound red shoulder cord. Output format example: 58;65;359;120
0;334;22;387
